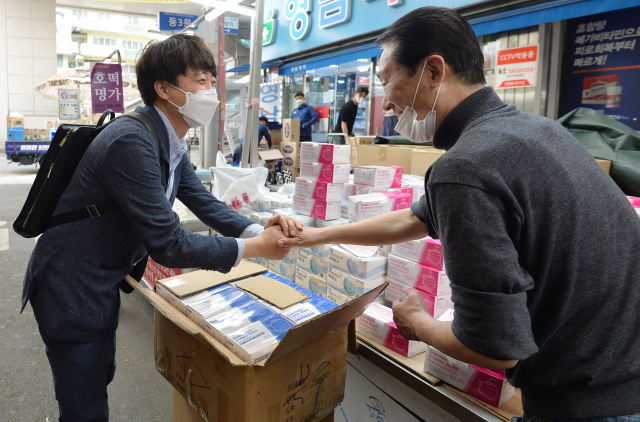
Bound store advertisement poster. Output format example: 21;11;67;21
58;88;80;120
495;45;538;88
558;6;640;130
91;63;124;114
260;81;282;122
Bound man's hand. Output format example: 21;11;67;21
244;226;291;260
264;214;304;238
392;288;434;341
277;226;324;248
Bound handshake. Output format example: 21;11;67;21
243;214;316;261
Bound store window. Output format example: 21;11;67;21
94;37;116;46
122;64;137;81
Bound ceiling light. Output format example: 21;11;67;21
329;65;337;68
357;59;368;62
358;66;368;72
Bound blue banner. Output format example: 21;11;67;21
559;6;640;130
158;12;198;31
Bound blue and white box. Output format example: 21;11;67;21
269;259;296;281
295;267;328;297
281;248;298;266
204;301;274;344
250;212;273;226
165;284;232;315
297;249;329;280
327;286;353;305
187;288;254;328
314;218;350;228
329;245;388;280
300;243;332;259
226;314;294;364
280;297;338;324
248;257;270;268
272;208;315;227
327;266;386;297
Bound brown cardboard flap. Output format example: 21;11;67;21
264;281;388;366
235;275;308;309
125;276;247;366
158;261;267;298
258;149;284;160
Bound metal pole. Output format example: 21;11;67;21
203;18;220;169
241;0;264;168
366;57;376;136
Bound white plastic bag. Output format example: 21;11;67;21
211;166;269;210
216;150;228;168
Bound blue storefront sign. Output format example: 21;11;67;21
158;12;199;31
559;6;640;130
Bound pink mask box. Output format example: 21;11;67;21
383;277;452;319
294;177;345;202
300;161;350;184
628;196;640;208
424;346;516;408
354;165;403;189
343;183;357;200
347;192;412;222
391;237;445;271
300;142;351;164
355;302;428;358
292;195;342;220
387;254;450;296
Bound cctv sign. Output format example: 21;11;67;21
495;45;538;89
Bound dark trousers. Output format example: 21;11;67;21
39;313;119;422
300;135;313;143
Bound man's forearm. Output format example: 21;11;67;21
417;317;518;370
341;121;349;135
317;208;428;246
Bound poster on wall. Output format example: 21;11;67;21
58;89;80;120
558;6;640;130
495;45;538;89
260;81;282;123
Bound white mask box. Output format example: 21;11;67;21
295;267;328;298
343;183;357;200
391;237;445;271
327;266;386;297
354;165;403;189
300;161;350;184
387;254;450;296
268;259;296;282
186;288;255;329
329;245;388;281
204;301;274;345
295;178;345;202
272;208;315;227
314;217;350;228
327;286;354;305
300;142;351;164
297;249;329;280
292;195;342;220
348;192;412;222
384;277;452;319
225;314;294;365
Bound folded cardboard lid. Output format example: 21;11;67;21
157;261;267;298
235;275;308;309
258;149;284;160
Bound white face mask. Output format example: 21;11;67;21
296;99;304;107
166;83;220;128
394;60;442;143
355;96;364;104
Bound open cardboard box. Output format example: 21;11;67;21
126;262;387;422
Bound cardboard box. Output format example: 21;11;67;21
295;267;328;297
283;118;301;143
23;128;33;139
7;116;24;127
295;178;345;202
270;128;282;147
328;266;386;297
269;259;296;281
347;192;412;222
410;149;446;176
356;303;427;357
596;159;612;175
387;254;450;296
280;141;300;167
329;245;388;281
391;237;445;271
384;277;452;318
300;143;351;164
293;195;342;220
297;249;329;280
259;149;284;172
300;161;350;184
424;346;516;408
300;243;333;259
38;128;48;139
129;267;387;422
354;165;403;189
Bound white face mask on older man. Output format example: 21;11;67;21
394;60;442;143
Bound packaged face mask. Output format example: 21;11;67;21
280;248;298;266
354;165;403;189
204;301;274;345
391;237;445;271
225;313;294;364
329;245;388;281
300;161;350;184
248;257;270;268
250;212;273;226
187;288;254;328
327;286;353;305
292;195;342;220
297;249;329;280
327;266;386;297
295;267;328;297
268;259;296;282
387;254;449;296
280;296;338;325
384;277;452;318
343;183;357;200
348;192;412;222
165;284;232;315
272;208;315;227
300;142;351;164
300;243;332;259
295;178;345;202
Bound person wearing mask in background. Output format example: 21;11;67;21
291;92;319;142
258;115;272;149
332;87;369;144
278;7;640;421
22;34;301;422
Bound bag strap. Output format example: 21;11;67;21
46;112;162;230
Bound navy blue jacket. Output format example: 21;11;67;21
291;104;319;136
22;105;254;343
258;124;271;148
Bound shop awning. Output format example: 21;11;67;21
278;43;383;76
469;0;640;36
226;61;281;73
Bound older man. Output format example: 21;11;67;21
279;7;640;421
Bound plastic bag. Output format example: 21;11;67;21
211;166;269;210
216;151;228;168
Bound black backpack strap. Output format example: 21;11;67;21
46;112;162;231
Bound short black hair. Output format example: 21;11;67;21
259;116;269;124
295;92;305;98
376;7;485;85
356;87;369;96
136;34;217;105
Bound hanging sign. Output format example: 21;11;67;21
58;89;80;120
91;63;124;114
224;16;239;34
495;45;538;89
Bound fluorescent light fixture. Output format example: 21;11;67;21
357;66;368;72
192;0;256;18
147;29;169;41
329;64;337;68
357;59;368;62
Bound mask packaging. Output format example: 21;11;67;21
297;249;329;280
377;245;393;258
300;143;351;164
329;245;388;280
165;284;232;315
250;212;273;227
247;257;270;268
295;178;345;202
281;248;298;266
272;208;315;227
270;195;293;210
343;183;357;200
400;184;424;203
187;288;255;328
225;313;295;364
387;253;449;296
327;266;386;297
279;296;338;325
340;200;349;218
300;243;332;259
300;161;350;184
314;217;350;228
391;237;445;271
295;267;328;297
292;195;342;220
354;165;404;189
356;303;427;358
268;259;296;282
204;301;274;345
384;277;452;318
348;192;412;222
327;286;354;305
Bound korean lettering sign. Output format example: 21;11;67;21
260;81;282;123
58;88;80;120
158;12;198;31
495;45;538;89
91;63;124;114
559;6;640;130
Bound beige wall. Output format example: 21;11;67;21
0;0;58;146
